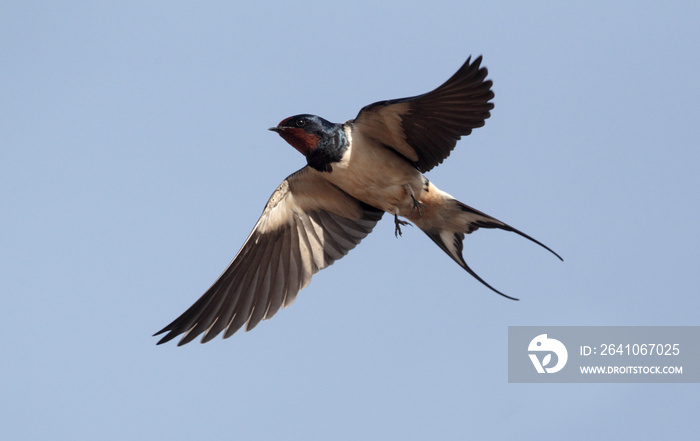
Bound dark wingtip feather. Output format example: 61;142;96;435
154;330;176;345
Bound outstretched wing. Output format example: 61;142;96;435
352;56;494;172
155;166;383;345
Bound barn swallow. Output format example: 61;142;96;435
155;56;562;346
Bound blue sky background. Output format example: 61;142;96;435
2;1;699;440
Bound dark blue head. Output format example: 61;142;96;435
269;114;336;155
270;114;347;172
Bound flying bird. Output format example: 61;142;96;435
155;56;562;346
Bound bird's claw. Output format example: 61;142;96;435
409;195;425;219
394;215;411;238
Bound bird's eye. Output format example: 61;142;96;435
295;118;307;127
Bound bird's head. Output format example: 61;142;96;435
269;114;336;156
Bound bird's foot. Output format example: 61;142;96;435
409;195;425;219
394;214;411;238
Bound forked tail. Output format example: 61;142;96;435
419;199;562;300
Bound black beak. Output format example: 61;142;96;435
268;126;281;133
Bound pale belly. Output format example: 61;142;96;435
323;134;426;216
